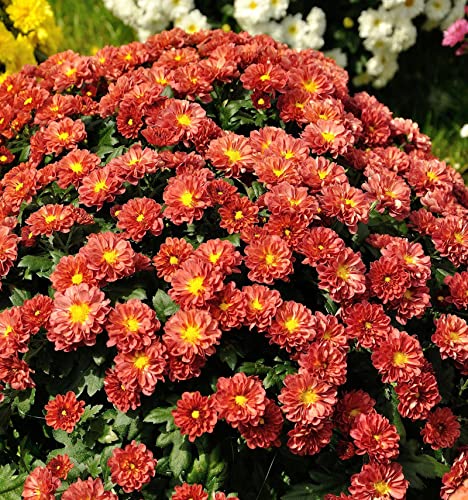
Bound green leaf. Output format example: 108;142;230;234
9;287;31;307
122;287;147;301
169;436;192;479
82;365;104;397
281;483;323;500
219;344;238;371
12;388;36;418
18;254;54;279
0;464;27;500
144;407;174;425
222;233;240;247
152;290;179;322
95;119;118;158
80;405;103;424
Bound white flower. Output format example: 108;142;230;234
391;0;425;19
241;20;283;39
300;31;325;50
306;7;326;37
371;52;399;87
280;14;309;47
358;8;395;39
160;0;195;21
461;124;468;138
234;0;271;27
269;0;289;20
440;0;466;30
382;0;406;8
325;48;348;67
389;19;417;52
425;0;451;22
363;35;392;53
174;9;209;33
366;49;398;77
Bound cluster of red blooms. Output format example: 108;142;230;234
0;27;465;499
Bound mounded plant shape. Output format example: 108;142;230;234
0;28;467;500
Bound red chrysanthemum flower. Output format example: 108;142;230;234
242;284;283;332
278;372;337;424
371;329;424;383
298;227;346;267
0;306;30;358
106;299;160;353
62;477;118;500
287;419;333;456
104;367;141;413
342;301;391;349
163;308;221;362
208;282;247;331
241;61;287;92
299;156;347;193
298;341;347;386
368;257;411;304
25;204;75;237
215;372;266;428
152;236;194;283
20;294;54;335
47;283;110;351
44;391;85;433
172;483;209;500
441;450;468;500
334;389;376;433
433;314;468;365
218;195;259;234
0;225;19;278
395;370;441;420
22;466;61;500
445;271;468;310
55;148;100;189
79;232;136;284
193;238;242;275
169;257;224;309
350;412;400;462
238;398;283;449
421;407;461;450
254;155;301;188
206;132;255;177
172;391;218;442
163;173;211;225
302;119;353;157
46;454;74;480
349;462;408;499
42;117;86;156
114;340;167;395
431;215;468;267
108;440;156;493
0;355;35;390
116;197;164;241
316;247;367;302
244;235;294;284
319;183;370;234
49;253;98;292
267;300;315;354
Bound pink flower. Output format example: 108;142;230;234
442;19;468;47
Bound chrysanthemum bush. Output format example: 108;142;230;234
101;0;466;87
0;28;467;499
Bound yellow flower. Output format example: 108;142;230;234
6;35;36;74
0;22;16;65
6;0;53;34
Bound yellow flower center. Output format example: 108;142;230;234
133;354;149;370
125;317;140;332
177;114;192;126
449;331;460;342
264;253;276;266
15;182;24;192
336;264;350;281
191;410;200;419
234;210;244;220
301;388;319;405
136;213;145;222
303;80;318;93
219;302;230;311
69;303;90;324
180;324;201;344
0;155;7;162
284;317;299;333
321;131;336;142
70;162;83;173
384;276;391;283
235;395;248;406
393;351;409;366
169;256;179;265
61;410;67;416
224;149;242;163
454;232;464;243
180;191;194;207
373;480;391;495
65;67;77;77
71;273;83;285
209;252;222;264
426;171;438;181
344;198;356;207
186;276;205;295
102;249;118;264
23;97;33;105
57;131;69;141
3;325;13;337
364;321;372;330
93;180;108;193
44;214;57;224
260;73;270;81
251;298;263;311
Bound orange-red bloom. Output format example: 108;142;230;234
116;197;164;241
47;283;110;351
50;254;98;292
108;441;156;493
62;477;118;500
22;466;60;500
238;398;283;449
349;462;408;499
421;407;460;450
172;391;218;442
44;391;85;433
46;454;74;480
